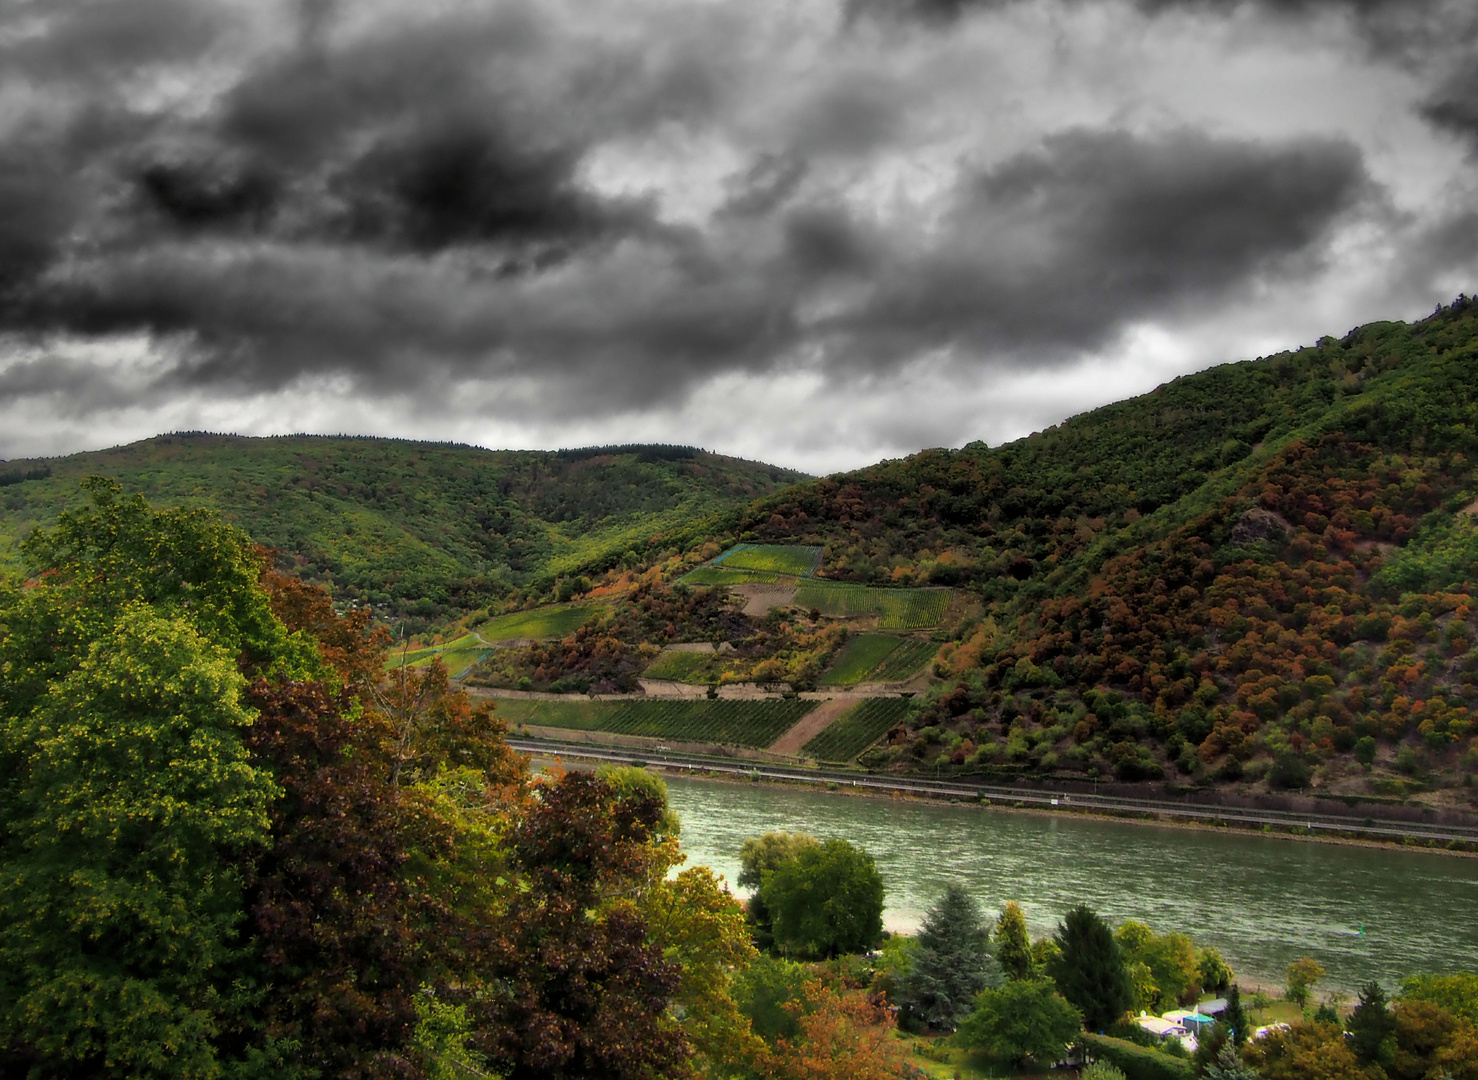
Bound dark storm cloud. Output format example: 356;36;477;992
826;129;1371;364
0;0;1437;446
1422;65;1478;151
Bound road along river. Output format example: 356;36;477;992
656;771;1478;994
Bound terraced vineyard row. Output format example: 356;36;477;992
490;696;816;748
869;639;938;681
792;583;951;629
821;634;909;685
803;698;914;762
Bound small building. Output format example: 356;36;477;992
1163;1008;1217;1035
1135;1015;1189;1040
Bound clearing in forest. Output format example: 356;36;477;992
385;632;489;677
680;543;821;585
792;582;952;629
475;603;601;642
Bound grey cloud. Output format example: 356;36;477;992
830;129;1371;362
1422;65;1478;151
0;0;1441;449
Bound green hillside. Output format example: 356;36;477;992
0;436;805;626
710;298;1478;797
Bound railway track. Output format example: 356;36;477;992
507;737;1478;845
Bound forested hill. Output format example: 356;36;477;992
726;299;1478;792
0;435;806;624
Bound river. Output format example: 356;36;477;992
662;773;1478;994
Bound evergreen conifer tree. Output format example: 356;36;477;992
1347;981;1397;1067
1046;905;1133;1032
895;883;1002;1029
1203;1045;1258;1080
1224;983;1251;1048
994;901;1035;980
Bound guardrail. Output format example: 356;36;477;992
506;737;1478;845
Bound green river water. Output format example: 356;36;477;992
662;774;1478;993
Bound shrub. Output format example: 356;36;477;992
1080;1034;1196;1080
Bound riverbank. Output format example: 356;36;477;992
518;741;1478;857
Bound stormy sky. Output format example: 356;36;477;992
0;0;1474;474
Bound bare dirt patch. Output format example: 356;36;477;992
768;698;853;755
663;641;717;653
1354;539;1397;555
1460;497;1478;516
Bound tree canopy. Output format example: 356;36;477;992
1047;905;1134;1032
758;838;884;960
894;883;1002;1030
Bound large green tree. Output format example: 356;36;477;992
737;831;820;950
894;883;1002;1030
759;839;884;959
1046;905;1133;1032
0;605;280;1078
957;979;1082;1067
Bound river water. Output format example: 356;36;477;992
662;773;1478;993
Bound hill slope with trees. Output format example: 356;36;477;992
712;298;1478;799
0;436;806;627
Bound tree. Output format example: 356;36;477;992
1285;956;1326;1008
766;979;909;1080
738;831;819;949
1047;905;1134;1032
733;955;811;1044
760;839;884;959
894;883;1002;1030
1247;1021;1382;1080
1400;971;1478;1025
1114;921;1198;1011
470;771;692;1080
957;979;1083;1067
0;606;279;1079
1348;981;1397;1067
994;901;1036;980
1222;983;1251;1048
1203;1045;1258;1080
1198;947;1234;994
1392;999;1462;1080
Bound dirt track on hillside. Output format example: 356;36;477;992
768;698;853;755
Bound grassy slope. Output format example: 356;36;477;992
0;437;806;623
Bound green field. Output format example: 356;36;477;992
476;604;601;642
641;650;730;682
490;696;816;748
792;583;952;629
386;632;489;677
491;697;610;729
803;698;915;761
712;543;822;577
820;634;908;685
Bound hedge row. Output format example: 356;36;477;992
1079;1034;1196;1080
